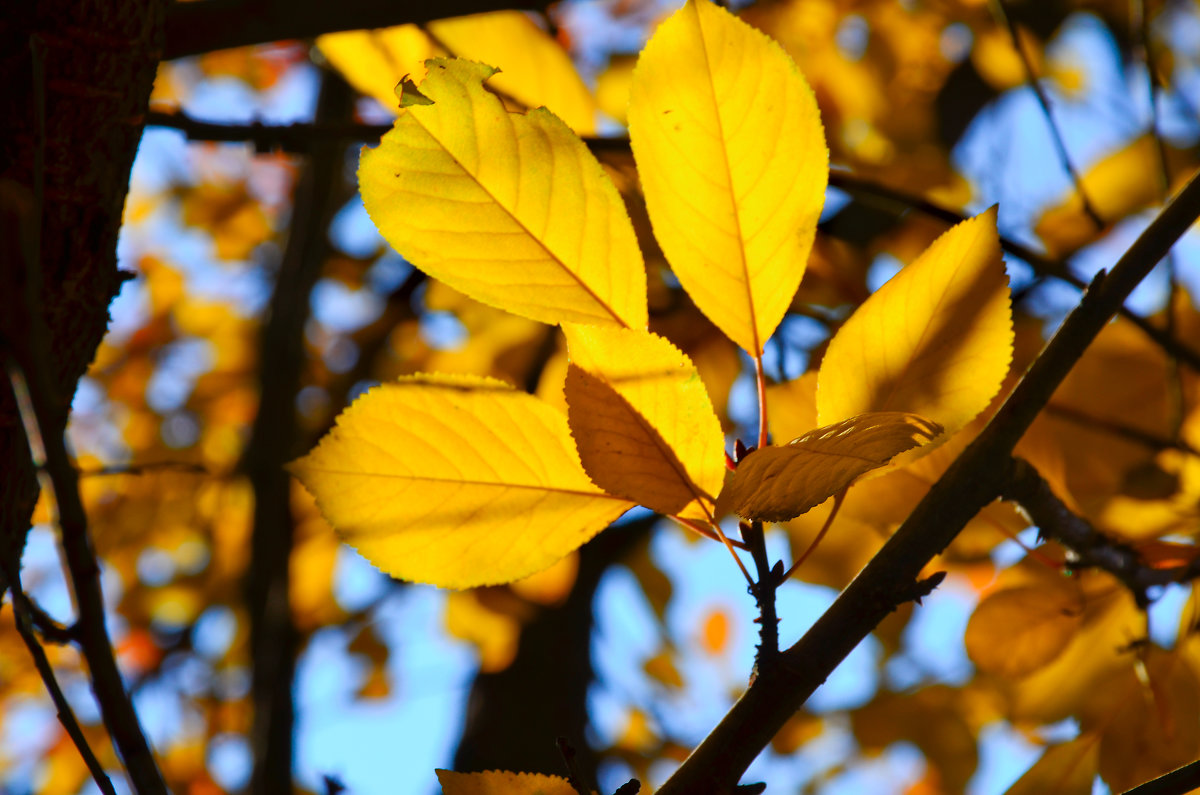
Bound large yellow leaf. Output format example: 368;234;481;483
965;585;1083;679
563;324;725;519
319;13;597;134
436;769;577;795
627;0;828;355
719;411;942;522
360;59;647;330
289;374;632;588
428;12;598;135
817;208;1012;442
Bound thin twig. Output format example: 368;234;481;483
1002;458;1200;607
992;0;1104;228
8;579;116;795
739;520;780;670
3;358;167;795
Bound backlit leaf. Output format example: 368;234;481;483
1004;735;1099;795
1035;136;1162;258
628;0;828;354
436;769;578;795
563;325;725;519
316;26;437;111
721;411;942;522
428;12;598;134
817;208;1012;445
360;58;647;329
965;585;1083;679
289;374;632;588
319;13;598;133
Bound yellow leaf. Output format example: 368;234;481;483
428;12;598;135
1003;735;1099;795
628;0;828;354
965;585;1083;679
436;769;579;795
644;649;684;688
1094;649;1200;793
317;26;438;112
1035;136;1162;258
817;208;1012;447
360;59;647;329
720;411;942;522
289;374;633;588
700;606;732;655
444;590;521;672
563;324;725;519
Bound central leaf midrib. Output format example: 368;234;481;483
407;90;630;329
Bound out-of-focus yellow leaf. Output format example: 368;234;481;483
509;551;578;606
180;182;272;261
444;590;521;672
563;325;725;519
628;0;828;354
616;708;658;753
1035;136;1162;258
644;649;684;688
317;26;437;112
320;14;597;133
721;411;942;522
289;373;633;588
360;59;647;329
1004;735;1099;795
596;54;636;126
770;712;823;755
971;26;1042;91
428;12;597;134
700;606;732;655
1093;649;1200;793
1008;578;1142;724
965;585;1083;679
436;769;579;795
817;208;1012;448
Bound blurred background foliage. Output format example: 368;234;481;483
6;0;1200;793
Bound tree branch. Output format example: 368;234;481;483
164;0;553;59
656;167;1200;794
1002;458;1200;607
8;578;115;795
241;69;355;795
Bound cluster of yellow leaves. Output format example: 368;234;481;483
291;0;1014;593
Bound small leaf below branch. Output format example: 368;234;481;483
720;411;942;522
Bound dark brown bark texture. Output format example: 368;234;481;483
0;2;167;575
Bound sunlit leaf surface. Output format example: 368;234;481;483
289;374;632;588
563;324;725;519
817;207;1012;444
721;411;941;522
965;585;1082;679
360;58;647;329
628;0;828;354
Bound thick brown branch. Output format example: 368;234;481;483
656;168;1200;794
164;0;553;59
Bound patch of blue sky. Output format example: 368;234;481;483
295;586;474;795
310;278;386;333
886;574;975;690
330;194;385;258
420;311;469;350
208;733;253;791
146;337;215;413
822;185;853;219
591;562;668;718
1147;582;1193;648
333;546;392;614
366;252;413;294
823;740;926;795
969;721;1041;795
867;252;903;293
192;605;238;659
